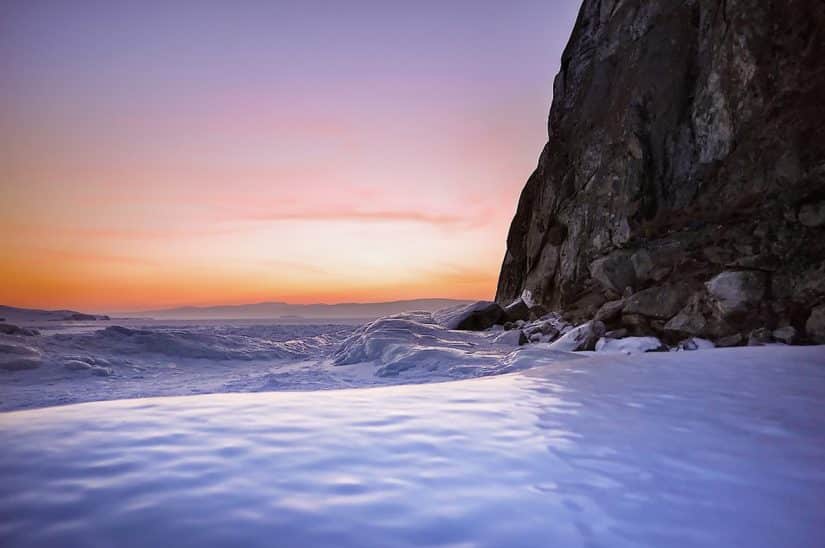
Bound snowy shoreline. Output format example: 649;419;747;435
1;312;823;412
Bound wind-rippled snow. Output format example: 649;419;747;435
1;346;824;547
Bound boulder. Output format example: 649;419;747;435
433;301;506;331
589;253;636;296
799;201;825;227
630;249;655;283
548;321;605;352
705;271;767;318
715;334;744;348
527;304;549;321
523;320;560;340
563;291;607;324
774;265;825;304
595;300;624;323
747;328;773;346
663;295;708;338
528;331;557;344
493;329;527;346
623;283;692;320
503;298;530;323
806;305;825;344
620;314;652;336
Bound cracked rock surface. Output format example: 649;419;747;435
497;0;825;344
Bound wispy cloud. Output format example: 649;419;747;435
247;208;469;225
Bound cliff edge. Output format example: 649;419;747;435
497;0;825;345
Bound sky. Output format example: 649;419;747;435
0;0;581;312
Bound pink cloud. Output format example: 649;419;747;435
244;208;472;226
6;221;248;242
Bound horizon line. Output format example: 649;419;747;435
1;297;484;316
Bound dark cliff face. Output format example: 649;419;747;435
497;0;825;342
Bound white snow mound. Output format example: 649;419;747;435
595;336;665;354
332;312;579;378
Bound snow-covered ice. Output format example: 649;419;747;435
1;346;824;547
0;320;359;411
0;313;576;411
1;313;824;546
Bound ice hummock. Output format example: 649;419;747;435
1;312;587;411
0;322;357;410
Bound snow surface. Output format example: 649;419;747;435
1;346;824;547
0;313;579;411
0;312;817;413
0;320;361;411
595;336;665;354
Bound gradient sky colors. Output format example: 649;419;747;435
1;1;581;312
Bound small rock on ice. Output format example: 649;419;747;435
549;321;605;352
676;338;715;351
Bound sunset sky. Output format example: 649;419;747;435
1;0;580;312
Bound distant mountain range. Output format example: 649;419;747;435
0;299;474;322
0;305;110;323
124;299;474;320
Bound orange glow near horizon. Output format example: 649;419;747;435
1;1;581;313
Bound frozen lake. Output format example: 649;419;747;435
0;315;571;411
2;346;824;547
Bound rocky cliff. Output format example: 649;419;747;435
497;0;825;344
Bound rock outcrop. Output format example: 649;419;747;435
433;301;506;331
497;0;825;345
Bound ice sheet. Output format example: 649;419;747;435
1;346;823;547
